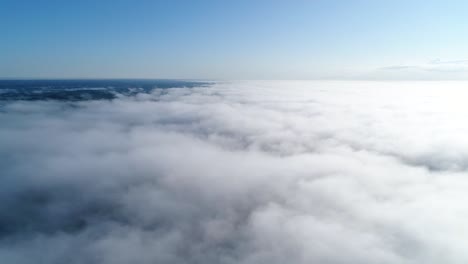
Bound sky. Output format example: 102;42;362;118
2;0;468;79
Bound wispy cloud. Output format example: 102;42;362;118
381;59;468;73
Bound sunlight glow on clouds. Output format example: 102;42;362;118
2;81;468;263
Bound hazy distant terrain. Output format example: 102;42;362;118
1;80;468;264
0;80;207;101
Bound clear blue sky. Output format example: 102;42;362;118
2;0;468;79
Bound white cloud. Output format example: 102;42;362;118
381;59;468;73
2;81;468;263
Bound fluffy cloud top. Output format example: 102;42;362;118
1;81;468;264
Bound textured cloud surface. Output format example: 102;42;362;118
2;81;468;263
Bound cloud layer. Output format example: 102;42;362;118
2;81;468;264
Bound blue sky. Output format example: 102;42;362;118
1;0;468;79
